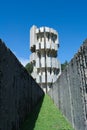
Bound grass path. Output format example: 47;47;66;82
21;94;74;130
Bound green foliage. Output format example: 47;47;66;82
25;62;33;74
21;94;74;130
61;60;68;71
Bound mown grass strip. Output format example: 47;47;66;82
21;94;74;130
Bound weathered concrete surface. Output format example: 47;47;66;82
0;39;44;130
48;39;87;130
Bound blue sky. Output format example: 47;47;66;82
0;0;87;65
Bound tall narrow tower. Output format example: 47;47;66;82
30;25;61;93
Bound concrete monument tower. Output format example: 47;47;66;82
30;25;61;93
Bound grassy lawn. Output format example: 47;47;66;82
21;94;74;130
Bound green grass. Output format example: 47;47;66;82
21;94;74;130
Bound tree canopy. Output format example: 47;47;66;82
61;61;68;71
25;62;33;74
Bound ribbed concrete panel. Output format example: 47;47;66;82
0;40;44;130
48;39;87;130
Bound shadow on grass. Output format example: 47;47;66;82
20;95;45;130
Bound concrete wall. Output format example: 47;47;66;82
0;39;44;130
48;39;87;130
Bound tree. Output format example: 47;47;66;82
25;62;33;74
61;60;68;71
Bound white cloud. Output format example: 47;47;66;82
18;57;29;66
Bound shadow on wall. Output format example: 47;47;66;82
21;95;44;130
0;39;44;130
